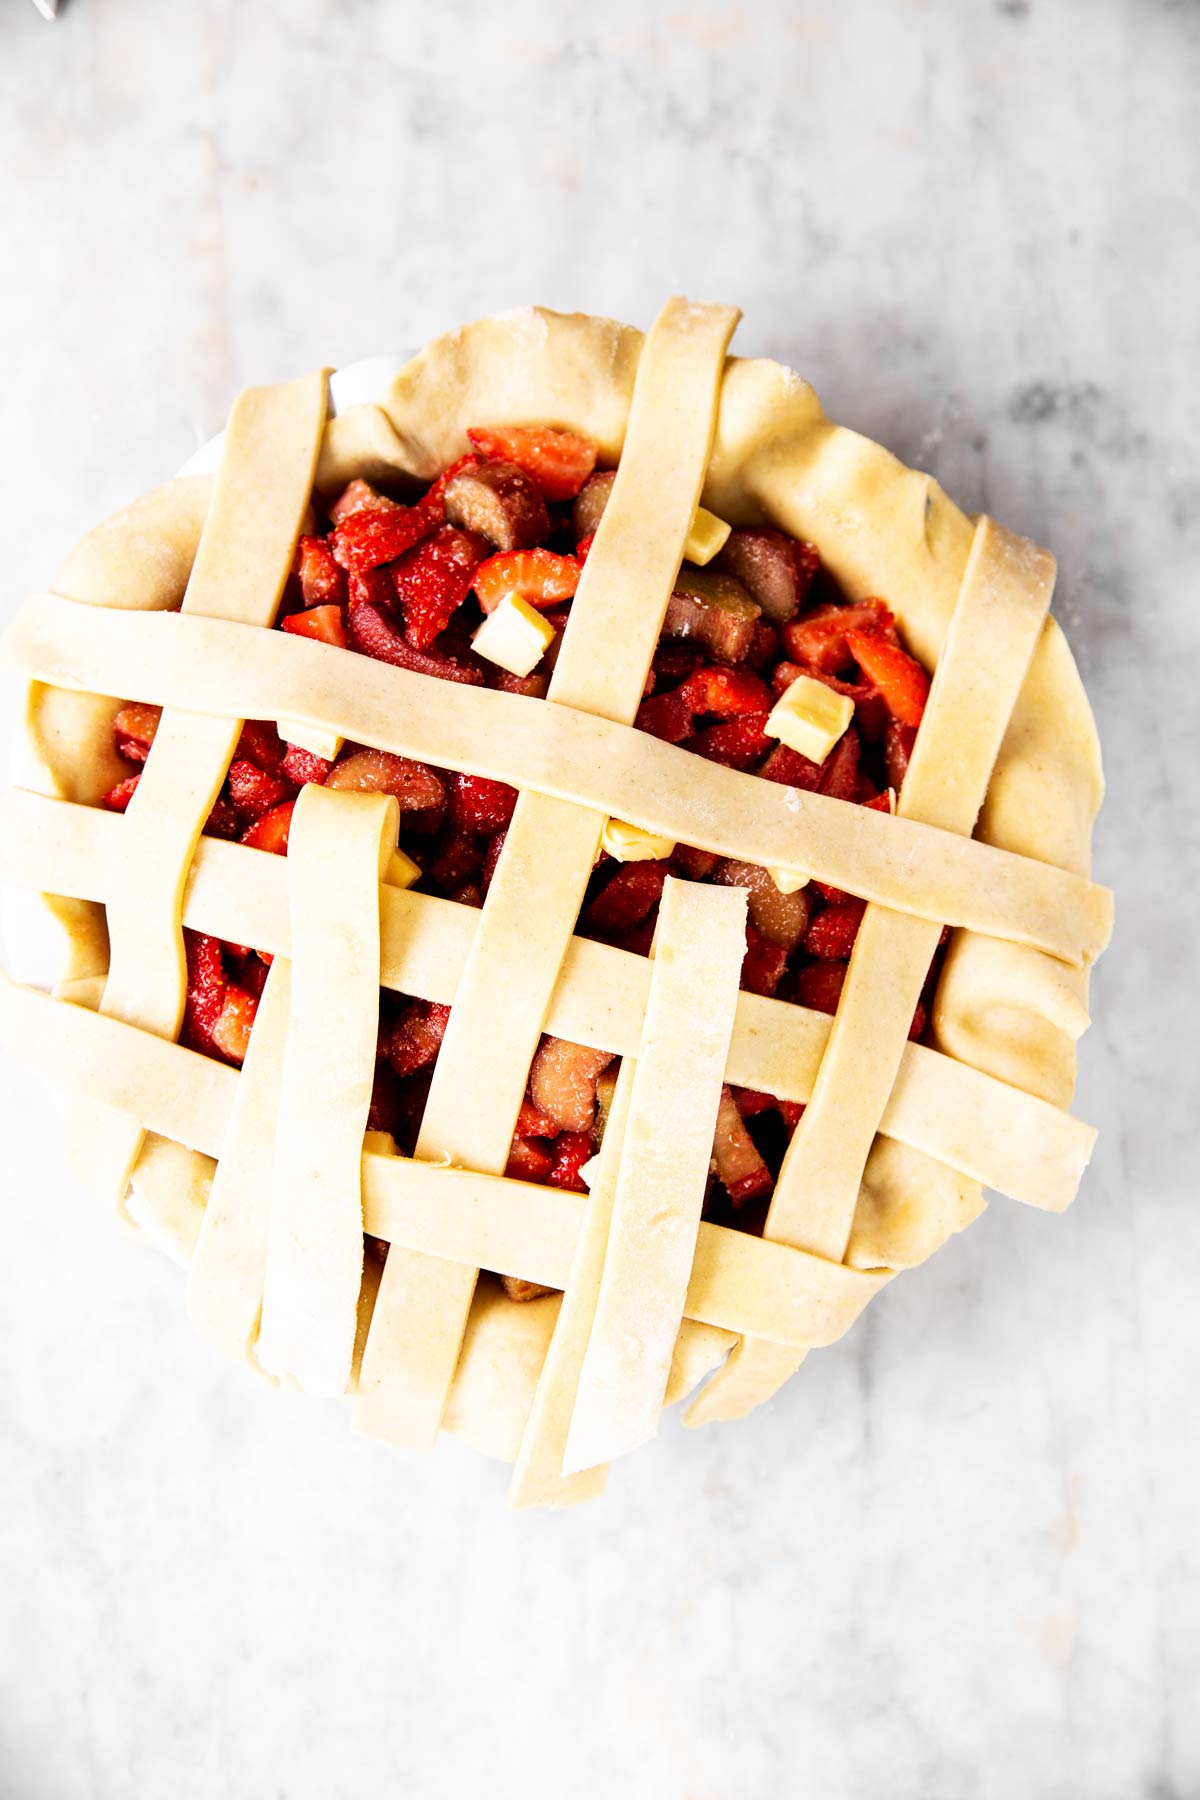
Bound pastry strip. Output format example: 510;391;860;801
562;880;747;1473
256;787;398;1396
0;968;888;1350
2;593;1112;966
507;1064;636;1509
687;518;1055;1425
186;957;292;1365
354;299;740;1449
60;373;327;1216
0;790;1096;1214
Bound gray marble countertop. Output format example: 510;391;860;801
0;3;1196;1797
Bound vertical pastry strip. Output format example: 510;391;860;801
561;879;748;1475
257;786;398;1396
68;373;328;1217
354;298;740;1450
186;958;292;1365
507;1063;636;1508
686;518;1056;1425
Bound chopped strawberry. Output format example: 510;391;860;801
239;800;295;855
282;743;332;786
909;1000;928;1042
506;1137;555;1183
779;1100;805;1133
489;666;549;698
331;499;437;575
227;759;296;822
845;629;930;728
447;771;519;833
113;702;161;762
546;1131;594;1191
816;728;861;802
758;742;824;791
782;599;896;674
386;1000;451;1078
885;717;917;790
367;1062;405;1138
731;1087;775;1118
584;862;668;936
516;1098;561;1140
794;962;847;1015
347;598;486;684
472;547;582;614
234;721;288;776
210;985;258;1065
863;788;896;814
741;926;789;997
691;710;772;769
482;830;506;891
671;843;720;879
529;1038;615;1133
182;931;227;1043
711;1087;772;1206
102;774;140;813
637;665;772;743
745;619;779;673
326;748;445;810
803;896;867;959
392;526;489;650
295;534;346;608
205;794;241;840
428;828;483;891
328;479;394;525
282;603;346;649
575;532;596;563
467;425;598;502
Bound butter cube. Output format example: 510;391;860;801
765;674;854;764
683;505;732;566
385;846;421;890
601;817;676;862
472;591;555;678
768;867;808;895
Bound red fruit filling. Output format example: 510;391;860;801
104;426;941;1265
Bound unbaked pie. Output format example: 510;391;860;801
0;301;1112;1505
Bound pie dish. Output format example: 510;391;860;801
0;301;1112;1506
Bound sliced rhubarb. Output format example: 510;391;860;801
442;460;549;552
711;1087;772;1206
664;570;760;664
347;598;485;685
714;528;820;623
529;1038;615;1134
325;748;444;810
467;425;597;502
711;859;810;948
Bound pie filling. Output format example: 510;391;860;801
102;423;940;1290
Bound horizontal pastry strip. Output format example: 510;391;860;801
0;969;888;1350
0;787;1095;1213
4;594;1112;966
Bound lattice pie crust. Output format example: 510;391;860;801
0;302;1111;1507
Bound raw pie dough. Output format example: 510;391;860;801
0;302;1110;1505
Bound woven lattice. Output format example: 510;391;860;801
0;302;1111;1506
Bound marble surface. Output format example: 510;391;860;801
0;2;1196;1796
